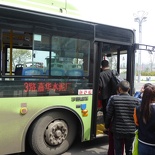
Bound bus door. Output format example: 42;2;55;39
101;42;135;94
101;43;128;79
95;42;132;137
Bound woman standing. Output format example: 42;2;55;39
134;85;155;155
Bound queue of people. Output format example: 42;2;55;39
99;59;155;155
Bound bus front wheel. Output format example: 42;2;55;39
29;111;77;155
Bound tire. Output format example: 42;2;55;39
29;111;77;155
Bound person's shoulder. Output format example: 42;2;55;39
110;94;120;100
111;69;118;75
129;95;139;100
105;69;113;74
100;69;111;75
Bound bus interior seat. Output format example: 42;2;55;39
14;64;24;80
46;68;65;76
64;62;73;70
22;67;43;81
66;64;84;76
66;69;84;76
46;63;65;76
15;64;24;75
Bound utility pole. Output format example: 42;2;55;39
134;11;147;83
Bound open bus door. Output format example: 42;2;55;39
95;42;135;137
95;43;155;138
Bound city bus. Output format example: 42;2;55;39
0;1;150;155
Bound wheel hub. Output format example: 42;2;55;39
45;120;68;146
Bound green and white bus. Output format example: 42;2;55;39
0;1;145;155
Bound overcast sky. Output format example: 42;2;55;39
73;0;155;45
69;0;154;64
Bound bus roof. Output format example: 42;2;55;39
0;3;135;46
0;0;80;17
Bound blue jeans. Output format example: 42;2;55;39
139;141;155;155
113;133;134;155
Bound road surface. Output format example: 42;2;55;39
12;136;109;155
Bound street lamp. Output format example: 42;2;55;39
133;11;148;83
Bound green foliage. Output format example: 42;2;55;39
8;49;31;70
12;49;31;65
141;71;155;76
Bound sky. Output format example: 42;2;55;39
73;0;155;46
71;0;155;64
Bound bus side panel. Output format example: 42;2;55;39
0;95;92;155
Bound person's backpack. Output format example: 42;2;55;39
111;70;124;94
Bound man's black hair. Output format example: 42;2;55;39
101;60;109;68
118;80;130;92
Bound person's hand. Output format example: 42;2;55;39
140;86;144;92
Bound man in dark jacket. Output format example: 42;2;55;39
99;60;113;122
105;80;140;155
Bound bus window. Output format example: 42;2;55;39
33;34;50;68
102;43;127;80
24;34;50;76
50;36;90;77
7;48;32;74
119;52;127;80
2;30;33;77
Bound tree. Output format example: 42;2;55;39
8;48;31;70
